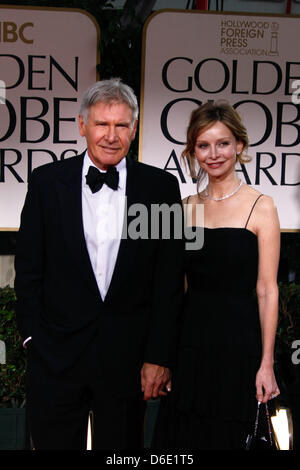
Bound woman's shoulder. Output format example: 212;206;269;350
182;194;193;205
182;192;206;205
241;186;279;236
244;186;279;232
243;185;276;210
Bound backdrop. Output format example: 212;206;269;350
139;9;300;231
0;5;99;229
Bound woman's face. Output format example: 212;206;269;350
194;121;244;179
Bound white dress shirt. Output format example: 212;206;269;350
82;152;127;300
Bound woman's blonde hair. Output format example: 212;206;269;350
181;100;250;190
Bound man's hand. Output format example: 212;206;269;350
141;362;171;400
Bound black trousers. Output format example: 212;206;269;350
25;339;146;450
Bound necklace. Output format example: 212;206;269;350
205;180;243;201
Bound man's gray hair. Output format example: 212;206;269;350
79;77;139;126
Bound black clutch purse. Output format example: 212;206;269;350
246;401;275;450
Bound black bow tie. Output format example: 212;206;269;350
86;165;119;193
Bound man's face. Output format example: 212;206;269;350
78;101;137;170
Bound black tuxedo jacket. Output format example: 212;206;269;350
15;152;184;395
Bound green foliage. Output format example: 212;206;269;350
274;283;300;397
280;233;300;284
276;283;300;356
0;286;26;408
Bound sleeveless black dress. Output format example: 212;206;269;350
153;197;263;450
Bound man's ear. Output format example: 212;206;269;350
78;115;86;137
131;119;138;141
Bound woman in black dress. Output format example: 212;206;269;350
154;101;280;450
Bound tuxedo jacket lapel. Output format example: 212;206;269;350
104;157;141;303
56;153;102;300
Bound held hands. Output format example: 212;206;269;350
255;364;280;403
141;362;171;400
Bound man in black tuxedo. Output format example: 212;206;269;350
15;78;184;450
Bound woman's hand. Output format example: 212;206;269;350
255;364;280;403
